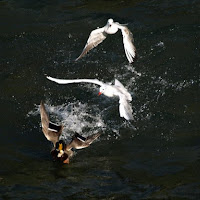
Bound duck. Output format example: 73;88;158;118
75;18;136;63
40;101;101;164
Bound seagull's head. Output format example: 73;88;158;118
108;18;114;25
98;85;115;97
98;85;105;96
105;18;118;34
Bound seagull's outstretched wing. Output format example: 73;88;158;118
40;101;63;146
117;24;136;63
47;76;104;86
118;95;134;120
115;79;132;101
75;27;107;61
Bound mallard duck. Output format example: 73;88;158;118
40;101;100;164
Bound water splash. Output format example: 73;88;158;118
28;101;107;141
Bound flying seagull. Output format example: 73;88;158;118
40;101;100;164
46;76;134;120
75;18;136;63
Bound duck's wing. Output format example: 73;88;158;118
116;24;136;63
75;27;107;61
115;79;132;101
66;133;100;150
118;95;134;120
47;76;104;86
40;101;63;146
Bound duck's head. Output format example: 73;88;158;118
56;140;66;152
51;140;70;164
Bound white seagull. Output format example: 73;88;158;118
75;18;136;63
47;76;134;120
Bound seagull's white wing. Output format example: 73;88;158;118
115;79;132;101
75;27;107;61
47;76;104;86
117;24;136;63
119;94;134;120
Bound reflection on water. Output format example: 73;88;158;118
0;0;200;199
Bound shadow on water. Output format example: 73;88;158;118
0;0;200;199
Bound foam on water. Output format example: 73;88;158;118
153;76;200;93
28;97;139;141
28;100;107;141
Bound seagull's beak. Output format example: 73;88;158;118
98;92;102;96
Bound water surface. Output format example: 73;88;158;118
0;0;200;199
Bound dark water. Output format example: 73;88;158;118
0;0;200;199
